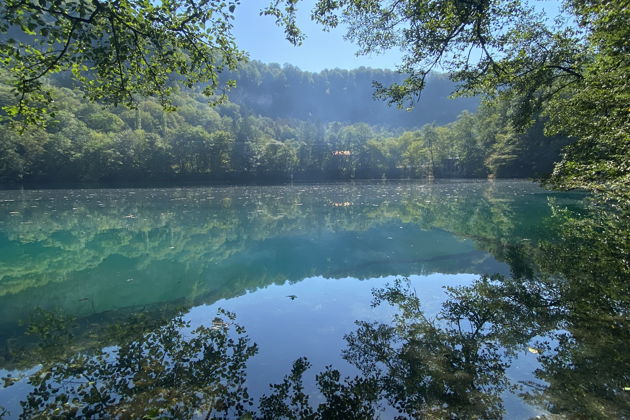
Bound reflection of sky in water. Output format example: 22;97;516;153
0;272;547;419
187;274;542;419
191;275;452;395
0;181;587;418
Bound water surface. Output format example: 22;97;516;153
0;181;627;419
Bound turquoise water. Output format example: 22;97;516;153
0;181;627;419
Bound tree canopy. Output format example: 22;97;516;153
0;75;569;184
269;0;629;197
0;0;627;196
0;0;244;125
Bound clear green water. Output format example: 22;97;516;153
0;181;627;419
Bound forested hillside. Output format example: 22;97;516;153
0;64;569;185
0;0;625;198
222;62;479;127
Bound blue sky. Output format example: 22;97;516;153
231;0;403;72
231;0;566;73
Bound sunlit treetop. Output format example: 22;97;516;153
0;0;245;125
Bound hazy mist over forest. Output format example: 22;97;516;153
221;61;479;127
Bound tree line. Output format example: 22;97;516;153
0;69;569;185
0;0;626;199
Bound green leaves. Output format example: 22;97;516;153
541;1;630;201
266;0;628;197
0;0;245;126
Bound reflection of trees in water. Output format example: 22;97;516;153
5;264;629;419
3;302;191;371
9;309;257;419
259;278;512;419
4;279;514;419
2;193;627;419
261;223;630;420
0;182;550;353
345;279;510;419
519;198;630;418
0;182;558;297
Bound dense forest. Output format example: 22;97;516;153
221;62;479;127
0;63;569;185
0;0;626;198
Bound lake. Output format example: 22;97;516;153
0;180;627;419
